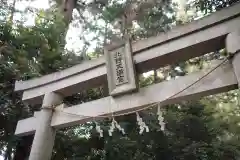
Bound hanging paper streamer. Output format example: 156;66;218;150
108;118;125;136
95;122;103;137
157;104;165;131
136;112;149;134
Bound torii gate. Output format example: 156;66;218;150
14;3;240;160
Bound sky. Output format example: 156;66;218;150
12;0;190;54
12;0;194;55
1;1;49;159
0;0;189;158
13;0;92;54
14;0;50;24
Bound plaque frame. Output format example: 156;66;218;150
104;38;138;96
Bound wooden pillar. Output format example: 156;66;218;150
28;92;62;160
226;30;240;85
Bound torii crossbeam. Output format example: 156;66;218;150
14;3;240;160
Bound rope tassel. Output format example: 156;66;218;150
157;104;165;131
95;122;103;137
108;118;125;136
136;112;149;134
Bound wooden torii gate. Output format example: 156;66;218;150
14;3;240;160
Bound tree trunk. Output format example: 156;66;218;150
62;0;76;25
9;0;16;23
13;135;33;160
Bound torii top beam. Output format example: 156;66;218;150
15;3;240;104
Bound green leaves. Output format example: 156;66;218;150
1;0;240;159
191;0;240;14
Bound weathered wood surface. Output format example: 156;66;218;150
15;61;238;135
14;3;240;104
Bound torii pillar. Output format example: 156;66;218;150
28;92;63;160
226;30;240;86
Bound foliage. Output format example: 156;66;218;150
0;1;82;159
1;0;240;160
189;0;240;14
